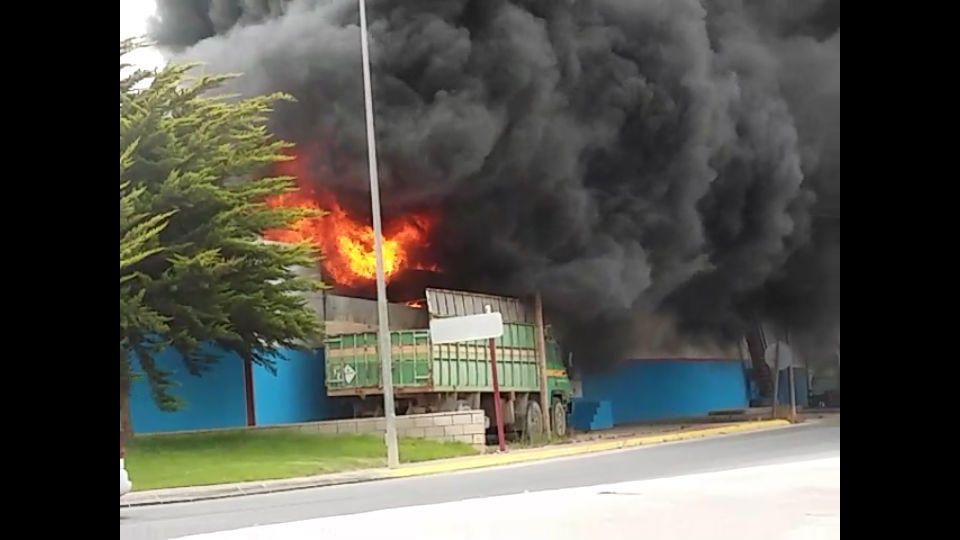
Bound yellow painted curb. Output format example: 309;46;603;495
385;419;791;479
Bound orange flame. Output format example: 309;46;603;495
263;152;438;287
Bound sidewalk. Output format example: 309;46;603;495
121;418;792;507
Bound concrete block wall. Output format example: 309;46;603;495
265;410;487;447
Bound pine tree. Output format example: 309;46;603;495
120;39;324;432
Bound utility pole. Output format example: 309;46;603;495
787;328;797;420
486;305;506;452
772;339;780;420
358;0;398;468
533;292;551;436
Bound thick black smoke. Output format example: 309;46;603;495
149;0;840;367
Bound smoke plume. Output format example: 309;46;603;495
148;0;840;367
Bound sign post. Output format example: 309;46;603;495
488;334;506;452
788;364;797;419
429;308;506;451
765;340;794;420
787;329;797;420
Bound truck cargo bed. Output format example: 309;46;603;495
325;324;540;395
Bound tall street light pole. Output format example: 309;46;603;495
358;0;399;468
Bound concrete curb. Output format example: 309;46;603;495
121;419;791;508
120;470;390;507
385;419;791;478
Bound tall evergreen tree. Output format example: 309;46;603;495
120;39;324;431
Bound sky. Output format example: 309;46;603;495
119;0;165;71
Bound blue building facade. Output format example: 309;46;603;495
131;352;756;433
129;346;336;433
252;348;332;426
579;358;750;425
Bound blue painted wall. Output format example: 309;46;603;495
130;346;335;433
775;367;809;408
580;359;749;425
253;348;332;425
129;345;247;433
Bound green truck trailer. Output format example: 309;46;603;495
324;288;573;438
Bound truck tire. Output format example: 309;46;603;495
524;401;543;439
552;398;567;437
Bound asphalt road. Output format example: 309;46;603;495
120;419;840;540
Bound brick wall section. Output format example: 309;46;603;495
253;410;487;447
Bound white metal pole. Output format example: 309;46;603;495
358;0;399;468
772;340;780;419
787;329;797;419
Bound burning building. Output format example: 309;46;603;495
263;150;442;300
148;0;840;369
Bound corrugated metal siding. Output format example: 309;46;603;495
313;293;428;334
426;288;532;323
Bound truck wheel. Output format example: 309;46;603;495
525;401;543;439
552;399;567;437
